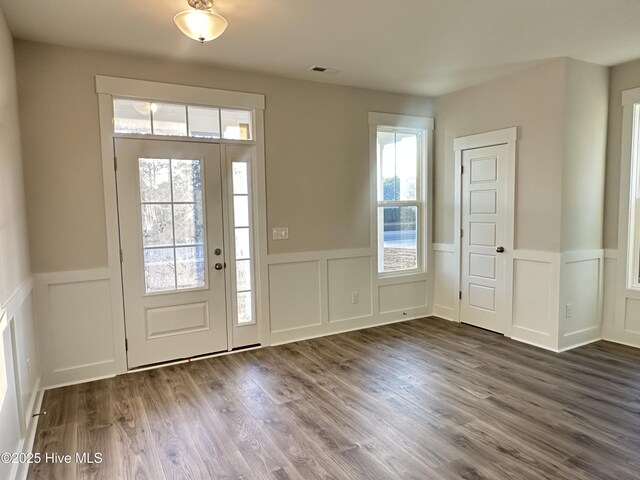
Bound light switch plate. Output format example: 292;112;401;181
273;227;289;240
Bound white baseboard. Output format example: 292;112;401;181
43;360;117;390
508;333;559;353
270;310;431;346
557;337;603;353
431;304;456;322
601;332;640;349
559;325;601;350
510;328;557;351
13;385;44;480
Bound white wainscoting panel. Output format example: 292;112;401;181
0;277;44;480
602;249;640;348
35;269;117;388
268;261;322;334
48;281;114;373
0;322;21;480
602;253;617;333
327;256;372;323
379;281;428;314
433;244;456;321
558;250;603;351
624;298;640;334
510;251;560;350
11;293;39;433
268;248;431;345
436;243;606;352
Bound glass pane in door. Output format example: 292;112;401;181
138;158;207;293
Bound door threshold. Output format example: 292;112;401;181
127;344;262;373
231;343;261;351
460;322;504;336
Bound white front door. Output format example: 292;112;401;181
460;144;508;333
116;138;228;368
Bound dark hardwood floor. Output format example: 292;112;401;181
29;317;640;479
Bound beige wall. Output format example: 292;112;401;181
14;41;434;273
604;58;640;249
0;10;30;305
434;57;608;252
561;59;609;252
434;59;566;250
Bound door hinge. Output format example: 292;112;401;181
125;338;128;351
459;291;462;300
460;229;464;238
114;156;118;172
461;165;464;175
119;249;123;263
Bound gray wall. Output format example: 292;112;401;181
434;58;566;251
14;41;434;273
0;11;29;303
434;57;608;253
560;58;609;252
0;7;35;480
604;58;640;250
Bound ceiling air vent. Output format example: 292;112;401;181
309;65;340;74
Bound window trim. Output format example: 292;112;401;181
625;99;640;290
227;153;258;327
376;127;424;276
96;75;264;110
369;113;433;279
96;76;268;372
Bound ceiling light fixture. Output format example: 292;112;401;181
174;0;228;43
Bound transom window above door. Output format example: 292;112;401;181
113;98;253;140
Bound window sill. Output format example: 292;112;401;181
624;286;640;298
377;271;428;286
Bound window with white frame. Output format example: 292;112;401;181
628;104;640;288
372;115;429;275
230;158;255;324
113;98;253;140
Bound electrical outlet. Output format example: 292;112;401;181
351;291;359;304
272;227;289;240
566;304;572;318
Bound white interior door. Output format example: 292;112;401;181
116;138;228;368
460;144;508;333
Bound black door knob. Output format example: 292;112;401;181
496;246;505;253
214;263;223;270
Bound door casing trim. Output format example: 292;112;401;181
96;76;268;374
453;127;518;335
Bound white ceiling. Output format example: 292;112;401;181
2;0;640;97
